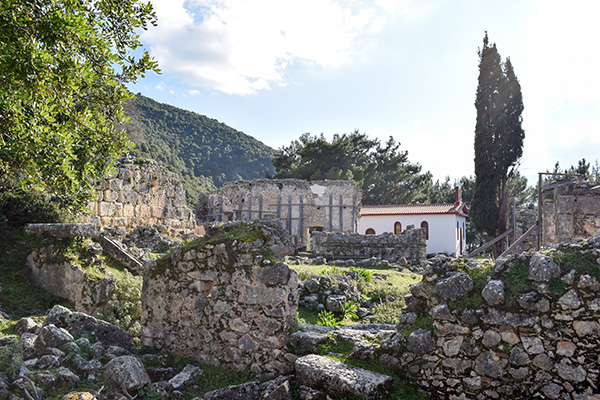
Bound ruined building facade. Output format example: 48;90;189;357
207;179;361;248
541;180;600;245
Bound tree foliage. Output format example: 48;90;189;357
471;33;525;253
272;131;431;205
0;0;159;212
124;95;275;206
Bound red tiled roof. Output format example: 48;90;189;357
361;203;469;217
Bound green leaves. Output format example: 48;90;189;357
0;0;159;213
472;33;525;247
272;131;431;205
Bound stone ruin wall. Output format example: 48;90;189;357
311;226;427;264
82;158;197;234
395;239;600;399
542;181;600;246
140;223;298;379
209;179;361;248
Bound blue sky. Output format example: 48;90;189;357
128;0;600;186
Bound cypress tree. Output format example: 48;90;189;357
471;33;525;256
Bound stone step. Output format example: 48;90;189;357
295;354;393;400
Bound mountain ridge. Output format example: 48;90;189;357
123;94;275;206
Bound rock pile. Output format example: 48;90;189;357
0;305;296;400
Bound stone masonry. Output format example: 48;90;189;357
390;237;600;399
82;156;196;233
311;225;426;263
542;180;600;245
140;221;298;379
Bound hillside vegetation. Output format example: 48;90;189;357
123;94;275;206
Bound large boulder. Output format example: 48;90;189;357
295;354;393;400
101;355;150;391
44;305;133;350
436;272;473;301
528;252;560;282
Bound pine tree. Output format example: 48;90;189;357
471;33;525;256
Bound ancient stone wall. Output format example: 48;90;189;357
140;221;298;379
208;179;361;248
542;181;600;245
311;225;426;263
82;157;196;233
391;238;600;399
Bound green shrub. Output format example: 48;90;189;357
95;269;142;339
351;267;373;283
0;338;23;376
0;187;63;231
317;310;341;328
503;262;533;310
340;300;359;321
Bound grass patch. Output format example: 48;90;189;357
140;351;254;399
552;250;600;280
319;336;355;358
503;262;533;310
291;263;421;326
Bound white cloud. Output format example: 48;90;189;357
143;0;399;95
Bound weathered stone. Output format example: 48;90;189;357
295;355;393;400
509;367;529;379
481;329;501;348
259;376;293;400
44;305;133;350
556;360;587;383
482;280;505;306
499;327;519;345
442;336;464;357
36;354;60;369
480;308;538;327
558;289;582;310
528;252;560;282
573;320;600;336
461;336;481;357
56;367;81;387
325;295;346;313
521;336;544;355
34;324;74;354
436;272;473;301
101;355;151;391
556;340;577;357
169;364;203;389
542;383;562;399
25;223;100;238
429;304;456;322
406;329;435;355
286;331;329;355
203;381;261;400
509;346;530;366
532;353;553;371
15;318;40;335
304;279;320;294
474;350;504;379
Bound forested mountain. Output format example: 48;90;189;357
123;94;274;206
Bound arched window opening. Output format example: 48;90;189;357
365;228;376;235
394;221;402;234
420;221;429;240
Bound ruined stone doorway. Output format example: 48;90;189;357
307;226;324;251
